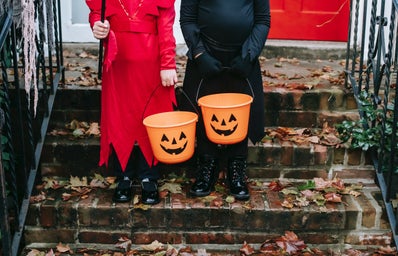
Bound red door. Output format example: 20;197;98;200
268;0;350;41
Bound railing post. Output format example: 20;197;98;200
346;0;398;247
0;109;11;254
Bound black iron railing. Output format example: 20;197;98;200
346;0;398;247
0;1;64;255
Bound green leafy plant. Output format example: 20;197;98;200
335;90;398;172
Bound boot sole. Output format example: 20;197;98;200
189;189;211;197
231;193;250;201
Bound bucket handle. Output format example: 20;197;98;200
195;77;255;103
141;84;166;121
175;86;201;115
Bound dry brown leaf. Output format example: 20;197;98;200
211;197;224;207
62;192;72;201
45;249;55;256
30;192;47;203
26;249;42;256
85;122;100;136
56;242;71;253
324;192;342;203
140;240;164;251
115;236;132;252
69;176;88;187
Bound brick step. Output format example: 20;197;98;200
24;179;392;249
51;86;358;131
40;135;375;184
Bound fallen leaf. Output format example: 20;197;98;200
30;192;47;203
27;249;42;256
69;176;88;187
56;242;71;253
85;122;100;136
45;249;55;256
159;182;183;194
239;241;255;255
225;195;235;203
140;240;164;251
115;236;132;252
211;197;223;207
324;192;342;203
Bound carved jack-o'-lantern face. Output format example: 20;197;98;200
160;131;188;155
210;113;238;136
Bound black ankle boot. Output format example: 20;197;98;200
190;155;219;197
228;156;249;200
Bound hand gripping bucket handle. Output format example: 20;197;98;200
196;78;254;145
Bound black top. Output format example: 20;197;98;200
180;0;271;60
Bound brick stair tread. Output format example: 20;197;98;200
26;178;390;246
27;179;380;231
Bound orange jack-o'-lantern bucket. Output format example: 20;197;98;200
198;93;253;144
143;111;198;164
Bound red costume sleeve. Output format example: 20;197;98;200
156;0;177;70
86;0;102;27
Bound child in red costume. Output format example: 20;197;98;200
86;0;178;204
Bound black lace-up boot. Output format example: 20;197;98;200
227;156;249;200
190;155;219;197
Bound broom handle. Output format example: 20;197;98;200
97;0;106;80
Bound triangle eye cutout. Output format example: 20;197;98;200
229;114;237;122
179;132;187;140
211;114;219;122
161;134;169;142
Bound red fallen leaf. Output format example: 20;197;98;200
259;241;281;255
276;231;307;253
268;180;285;192
159;189;169;198
239;241;255;255
179;246;193;254
331;178;345;190
211;197;224;207
282;230;299;241
376;245;398;255
324;192;342;203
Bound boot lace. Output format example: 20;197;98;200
197;158;217;182
229;159;247;184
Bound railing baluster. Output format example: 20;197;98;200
0;0;64;254
347;0;398;247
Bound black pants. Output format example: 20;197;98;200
112;145;159;181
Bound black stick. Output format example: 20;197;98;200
98;0;106;80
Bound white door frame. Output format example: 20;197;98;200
61;0;185;44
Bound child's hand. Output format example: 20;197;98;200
92;20;110;39
160;69;178;87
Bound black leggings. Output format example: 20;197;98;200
112;145;159;181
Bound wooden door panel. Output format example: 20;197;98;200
268;0;350;41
